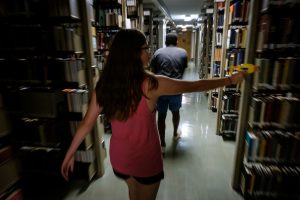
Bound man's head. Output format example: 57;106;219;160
165;33;177;47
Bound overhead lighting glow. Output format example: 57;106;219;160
172;14;199;21
184;15;191;21
176;24;193;28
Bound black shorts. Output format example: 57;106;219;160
113;169;164;185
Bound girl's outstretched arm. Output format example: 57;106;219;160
153;72;245;97
61;91;102;181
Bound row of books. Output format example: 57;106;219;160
0;0;80;19
10;116;90;150
261;0;300;11
220;114;238;134
241;163;300;198
222;93;240;114
97;0;122;4
214;47;222;62
4;88;65;118
226;48;245;71
0;25;83;52
97;8;122;27
213;63;220;76
217;13;224;28
0;58;86;87
0;25;45;50
69;121;80;136
95;54;105;70
224;83;240;92
256;13;300;51
52;25;83;52
228;0;249;24
0;58;40;81
75;150;95;163
69;121;93;150
216;32;222;46
143;25;150;36
227;28;247;49
245;130;300;164
127;6;138;18
254;58;300;90
96;32;115;51
211;91;218;112
48;58;86;86
62;89;88;113
48;0;80;19
249;96;300;129
19;146;62;175
104;13;122;27
12;117;68;148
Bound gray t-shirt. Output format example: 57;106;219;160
150;46;188;79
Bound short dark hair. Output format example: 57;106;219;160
165;33;177;46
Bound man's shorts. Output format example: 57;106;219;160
156;94;182;113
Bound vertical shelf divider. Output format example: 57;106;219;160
208;2;218;109
231;0;261;189
216;0;229;134
80;0;104;177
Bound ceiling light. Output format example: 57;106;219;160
184;15;191;21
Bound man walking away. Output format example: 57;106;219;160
150;32;188;155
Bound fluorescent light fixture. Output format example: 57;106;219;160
126;0;136;6
172;14;199;21
184;15;191;21
144;10;150;16
206;8;213;14
176;24;194;28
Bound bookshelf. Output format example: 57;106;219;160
143;8;158;56
0;0;105;198
199;5;214;80
94;0;128;134
208;0;225;112
126;0;143;30
215;0;250;140
94;0;123;53
198;21;206;79
232;0;300;199
205;8;213;80
0;93;23;199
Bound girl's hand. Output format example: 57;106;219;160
229;71;246;85
61;154;75;181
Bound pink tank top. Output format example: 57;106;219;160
110;95;163;177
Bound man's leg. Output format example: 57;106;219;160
171;110;180;138
157;112;167;147
169;95;182;139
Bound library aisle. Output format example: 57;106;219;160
63;63;243;200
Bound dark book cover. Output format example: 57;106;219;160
5;189;23;200
257;15;271;50
0;146;13;164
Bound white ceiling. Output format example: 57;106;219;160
161;0;203;16
143;0;207;26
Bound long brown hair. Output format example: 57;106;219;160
95;29;158;121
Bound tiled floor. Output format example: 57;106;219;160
63;64;244;200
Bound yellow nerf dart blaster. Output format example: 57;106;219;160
229;63;257;74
